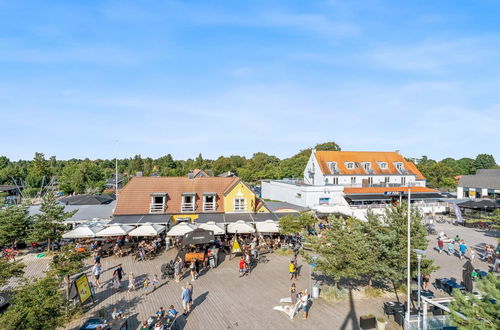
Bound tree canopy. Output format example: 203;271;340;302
278;212;317;235
0;205;32;248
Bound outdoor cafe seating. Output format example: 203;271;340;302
435;278;465;295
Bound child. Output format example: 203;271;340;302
152;274;159;292
143;276;150;293
156;306;165;320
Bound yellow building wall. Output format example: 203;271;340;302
224;182;256;212
256;204;270;213
171;214;199;224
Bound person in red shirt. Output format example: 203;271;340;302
239;256;246;277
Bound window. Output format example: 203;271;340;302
181;194;196;212
325;178;329;184
379;162;388;169
385;177;390;183
203;194;216;212
327;162;337;173
346;162;354;169
351;177;356;184
333;177;339;185
150;193;167;213
395;162;404;171
363;162;371;170
401;177;406;185
368;177;373;185
153;196;164;204
234;198;246;212
319;197;330;205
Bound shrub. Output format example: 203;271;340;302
363;286;384;298
322;286;347;302
275;248;294;256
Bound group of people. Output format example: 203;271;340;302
437;234;473;261
289;283;310;319
140;305;178;330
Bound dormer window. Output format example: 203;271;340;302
202;192;216;212
327;161;337;173
150;192;167;213
394;162;404;171
181;192;196;212
378;162;388;169
345;162;354;169
362;162;371;170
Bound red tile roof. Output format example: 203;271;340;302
315;151;425;180
114;176;240;215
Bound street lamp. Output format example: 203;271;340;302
413;248;426;330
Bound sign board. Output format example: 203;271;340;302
231;240;242;254
75;274;92;304
384;191;403;196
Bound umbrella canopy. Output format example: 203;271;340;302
95;224;135;237
458;199;499;210
182;228;215;246
128;223;165;237
199;221;225;235
227;220;255;234
255;219;280;233
167;222;198;236
62;225;103;239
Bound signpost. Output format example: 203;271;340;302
309;254;318;298
384;191;405;204
74;274;92;304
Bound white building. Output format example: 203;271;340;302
303;149;426;188
261;150;446;219
457;169;500;199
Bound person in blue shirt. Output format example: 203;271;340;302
156;306;165;319
167;305;177;321
181;286;190;315
459;241;467;260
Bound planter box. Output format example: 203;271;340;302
360;315;376;329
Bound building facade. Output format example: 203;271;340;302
457;169;500;199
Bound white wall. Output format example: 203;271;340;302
323;174;418;187
303;150;324;185
261;180;346;209
456;186;464;199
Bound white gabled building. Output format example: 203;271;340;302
303;149;426;188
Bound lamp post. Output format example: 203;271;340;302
405;188;411;329
413;249;426;330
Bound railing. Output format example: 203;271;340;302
181;203;196;212
203;202;216;212
149;203;165;213
233;204;247;212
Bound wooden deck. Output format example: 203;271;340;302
61;250;401;330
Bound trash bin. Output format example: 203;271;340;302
312;286;320;299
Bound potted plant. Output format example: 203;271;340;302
376;317;388;330
360;314;376;329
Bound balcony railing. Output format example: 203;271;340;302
181;203;196;212
149;203;165;213
203;202;216;212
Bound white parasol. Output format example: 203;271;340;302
227;220;255;234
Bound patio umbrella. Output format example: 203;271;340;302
128;223;165;237
255;220;280;233
95;224;135;237
462;260;474;293
62;225;103;239
166;222;198;236
199;221;225;235
182;228;215;246
227;220;255;234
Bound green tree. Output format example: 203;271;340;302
279;212;316;235
449;274;499;329
30;194;75;251
308;216;369;285
0;156;10;170
129;154;144;174
418;162;455;188
25;152;51;192
0;259;25;287
456;157;476;175
59;161;104;195
50;243;87;301
0;205;32;248
314;141;341;151
474;154;497;169
212;156;233;175
0;275;65;330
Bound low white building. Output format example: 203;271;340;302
457;169;500;199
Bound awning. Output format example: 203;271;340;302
196;213;225;224
227;220;255;234
128;223;166;237
250;213;279;222
167;222;198;236
255;220;280;233
199;221;225;235
110;214;172;225
62;225;104;239
95;224;135;237
225;213;253;223
345;192;444;202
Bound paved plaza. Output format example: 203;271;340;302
10;221;498;330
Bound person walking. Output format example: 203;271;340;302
92;262;102;288
181;286;190;316
239;256;246;277
289;260;297;280
112;272;120;292
187;282;194;311
116;264;125;283
447;241;455;256
152;274;159;292
290;282;297;305
128;273;136;292
174;259;181;283
143;276;150;293
437;238;444;254
300;290;309;319
422;274;430;290
459;241;468;260
190;258;197;281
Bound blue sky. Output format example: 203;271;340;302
1;0;499;161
